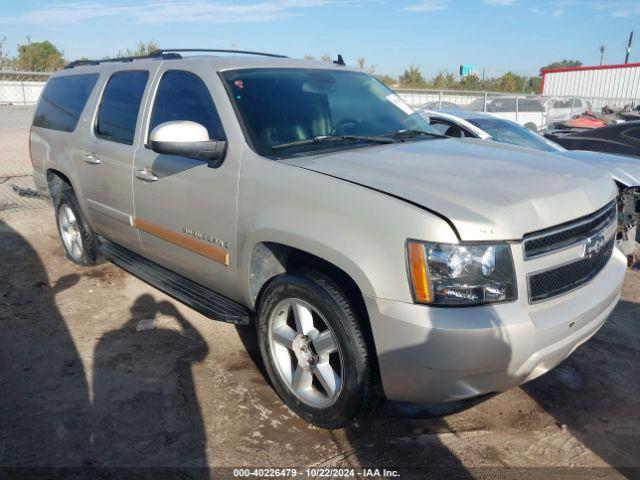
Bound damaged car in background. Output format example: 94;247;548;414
545;120;640;160
419;108;640;263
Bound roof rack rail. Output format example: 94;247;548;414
149;48;288;59
65;51;182;69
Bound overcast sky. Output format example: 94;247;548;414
1;0;639;77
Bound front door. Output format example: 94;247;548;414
132;67;240;299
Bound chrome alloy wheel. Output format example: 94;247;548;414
268;299;344;408
58;203;83;261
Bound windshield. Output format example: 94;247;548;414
222;68;437;157
467;117;563;153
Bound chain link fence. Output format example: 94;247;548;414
1;71;639;213
0;71;50;214
396;88;640;131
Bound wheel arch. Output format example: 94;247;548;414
247;240;380;382
46;168;73;198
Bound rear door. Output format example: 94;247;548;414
132;65;240;299
77;66;158;250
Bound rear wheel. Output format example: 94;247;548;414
257;271;372;428
54;187;100;266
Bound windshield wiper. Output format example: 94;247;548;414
385;129;446;140
271;134;395;151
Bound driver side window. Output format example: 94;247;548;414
149;70;225;140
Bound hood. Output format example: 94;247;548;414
282;138;616;241
558;150;640;187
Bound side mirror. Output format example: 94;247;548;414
149;120;226;167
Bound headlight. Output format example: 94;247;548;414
407;240;517;306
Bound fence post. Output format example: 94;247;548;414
438;91;443;110
515;95;519;122
21;81;27;107
483;92;488;112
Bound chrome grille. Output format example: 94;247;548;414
528;237;615;303
523;201;617;260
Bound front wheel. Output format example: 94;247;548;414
257;272;373;428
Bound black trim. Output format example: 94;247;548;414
100;239;251;324
149;139;227;167
66;52;180;69
284;163;463;240
150;48;287;59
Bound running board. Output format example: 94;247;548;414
99;240;251;325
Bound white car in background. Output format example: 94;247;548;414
419;109;640;260
464;96;547;131
456;96;589;132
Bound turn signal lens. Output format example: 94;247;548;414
407;241;432;303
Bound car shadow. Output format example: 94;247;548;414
0;220;212;478
0;220;90;468
91;293;210;477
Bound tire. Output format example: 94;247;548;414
256;271;372;428
53;187;100;266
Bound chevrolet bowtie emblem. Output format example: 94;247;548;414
582;233;605;258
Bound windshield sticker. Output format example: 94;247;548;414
386;94;414;116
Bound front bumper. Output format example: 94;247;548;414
365;247;627;403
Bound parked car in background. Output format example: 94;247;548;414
464;96;590;132
540;97;591;126
546;121;640;159
420;109;640;260
31;50;627;429
465;96;547;131
421;100;463;111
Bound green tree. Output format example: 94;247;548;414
528;76;542;93
320;54;332;63
457;74;482;91
115;41;160;58
375;74;397;86
399;65;427;88
428;72;456;90
0;37;14;70
496;71;526;92
16;38;65;71
357;56;375;74
303;54;316;61
540;59;582;71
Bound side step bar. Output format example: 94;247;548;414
100;240;251;325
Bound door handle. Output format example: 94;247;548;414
135;169;158;182
84;153;101;165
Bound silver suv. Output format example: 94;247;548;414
30;49;627;428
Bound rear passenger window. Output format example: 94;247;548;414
33;74;99;132
96;70;149;145
149;70;225;140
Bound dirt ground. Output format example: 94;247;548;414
1;207;639;479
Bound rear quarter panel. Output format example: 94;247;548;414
30;69;104;219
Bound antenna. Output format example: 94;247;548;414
599;44;606;65
333;54;345;66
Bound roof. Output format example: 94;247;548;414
59;51;357;76
541;62;640;75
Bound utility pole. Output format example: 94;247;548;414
625;31;633;64
599;44;606;65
